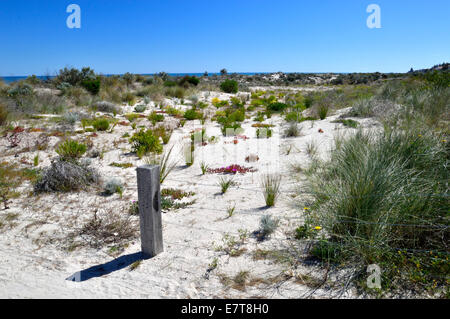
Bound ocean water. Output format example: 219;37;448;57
0;73;265;84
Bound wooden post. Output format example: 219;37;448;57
137;165;163;258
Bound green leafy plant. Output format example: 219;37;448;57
148;112;165;125
92;118;110;131
220;79;239;93
129;129;163;158
56;140;87;161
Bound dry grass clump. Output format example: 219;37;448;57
284;122;301;137
93;101;121;114
34;160;100;193
77;209;138;249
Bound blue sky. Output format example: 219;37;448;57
0;0;449;76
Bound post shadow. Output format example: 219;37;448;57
66;251;145;282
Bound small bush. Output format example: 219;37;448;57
94;101;121;114
220;80;239;93
267;102;287;112
318;105;329;120
61;112;80;126
103;178;124;197
130;129;163;158
34;160;99;193
148;112;165;124
134;104;147;113
56;140;87;161
259;215;279;239
184;109;202;121
81;78;101;95
92;118;110;131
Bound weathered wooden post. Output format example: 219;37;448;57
137;165;163;258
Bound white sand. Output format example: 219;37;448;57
0;93;381;299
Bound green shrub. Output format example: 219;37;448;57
130;129;163;158
179;76;200;87
164;80;177;87
228;110;245;122
56;140;87;161
318;105;329;120
81;79;101;95
183;109;202;121
92;118;110;131
267;102;287;112
149;112;165;124
220;80;239;93
55;67;96;86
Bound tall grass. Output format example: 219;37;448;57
218;176;235;194
260;174;281;207
144;145;178;184
305;129;449;289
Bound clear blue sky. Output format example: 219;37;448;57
0;0;449;76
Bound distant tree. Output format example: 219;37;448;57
55;67;96;86
123;72;135;86
220;68;228;76
203;71;208;77
158;72;169;81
